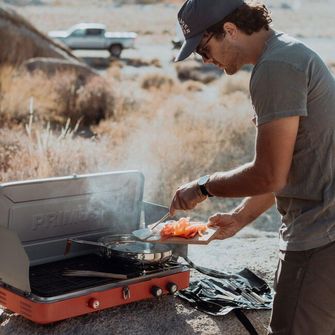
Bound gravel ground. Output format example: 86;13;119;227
0;227;279;335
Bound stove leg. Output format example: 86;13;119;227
0;308;14;324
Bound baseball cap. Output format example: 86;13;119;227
175;0;245;62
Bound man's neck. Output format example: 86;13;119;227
247;28;275;65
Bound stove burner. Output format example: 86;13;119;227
29;254;176;297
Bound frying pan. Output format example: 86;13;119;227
65;234;172;265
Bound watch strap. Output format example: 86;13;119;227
198;175;213;197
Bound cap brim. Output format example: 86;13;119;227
174;32;204;62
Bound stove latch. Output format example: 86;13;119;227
122;286;131;300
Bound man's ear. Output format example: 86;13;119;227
223;22;238;39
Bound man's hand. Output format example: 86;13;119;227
169;179;207;216
208;194;275;239
208;212;246;240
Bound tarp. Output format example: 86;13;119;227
177;258;273;335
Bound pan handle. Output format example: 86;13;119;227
64;238;105;255
64;237;141;255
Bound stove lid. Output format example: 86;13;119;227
0;226;31;292
0;171;144;269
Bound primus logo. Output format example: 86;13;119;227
32;207;104;231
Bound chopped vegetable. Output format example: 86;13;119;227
160;217;207;239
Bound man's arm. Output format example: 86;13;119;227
230;193;275;225
206;116;300;196
208;193;275;239
170;116;299;215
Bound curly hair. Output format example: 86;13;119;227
207;2;272;36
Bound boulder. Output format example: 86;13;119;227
0;6;113;127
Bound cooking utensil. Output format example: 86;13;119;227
98;234;172;264
64;235;139;255
132;212;170;240
63;270;128;280
65;234;173;265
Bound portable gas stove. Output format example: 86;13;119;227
0;171;190;324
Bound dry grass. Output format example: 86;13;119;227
0;65;115;127
95;71;255;215
175;61;223;84
141;72;175;90
181;80;205;92
125;58;162;68
219;71;251;96
0;63;255;219
0;121;108;182
2;0;333;224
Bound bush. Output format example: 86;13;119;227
175;61;223;84
219;71;251;96
0;65;115;127
141;72;175;90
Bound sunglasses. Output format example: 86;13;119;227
195;33;214;59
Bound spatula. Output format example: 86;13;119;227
132;212;170;240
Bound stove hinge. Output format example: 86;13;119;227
122;286;131;300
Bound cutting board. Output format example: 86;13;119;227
144;222;218;245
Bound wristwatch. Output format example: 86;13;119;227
197;175;213;197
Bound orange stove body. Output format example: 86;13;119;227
0;270;190;324
0;172;190;325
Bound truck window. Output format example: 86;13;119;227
71;29;85;37
85;29;104;36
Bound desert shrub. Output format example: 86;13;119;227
182;80;204;92
175;61;223;84
0;61;258;221
141;72;175;90
219;71;251;96
150;59;162;68
106;63;123;82
0;65;115;127
125;58;162;68
92;86;256;219
0;120;111;183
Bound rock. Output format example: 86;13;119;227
0;6;114;127
0;6;78;66
22;57;96;77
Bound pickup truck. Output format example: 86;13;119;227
48;23;137;58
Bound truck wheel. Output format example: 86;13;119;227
109;44;123;58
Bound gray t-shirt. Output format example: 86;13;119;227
250;31;335;251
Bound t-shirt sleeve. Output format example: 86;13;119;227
250;61;308;126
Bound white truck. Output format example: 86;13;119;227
48;23;137;58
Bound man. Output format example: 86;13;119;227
170;0;335;334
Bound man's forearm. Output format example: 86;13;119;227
231;193;275;226
206;162;282;197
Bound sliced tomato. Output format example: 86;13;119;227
160;217;208;239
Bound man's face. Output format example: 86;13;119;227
196;28;244;75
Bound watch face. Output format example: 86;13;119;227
198;175;210;186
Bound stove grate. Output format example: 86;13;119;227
29;254;159;297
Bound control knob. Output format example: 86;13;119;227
166;282;178;294
151;286;163;297
88;298;100;309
